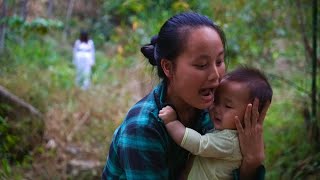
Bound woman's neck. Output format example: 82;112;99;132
166;88;199;127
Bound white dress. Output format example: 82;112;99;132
73;39;95;90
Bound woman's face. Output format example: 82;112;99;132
167;26;226;110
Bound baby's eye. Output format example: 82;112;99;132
216;59;224;66
225;105;232;108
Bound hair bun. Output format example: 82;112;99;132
151;35;158;45
140;44;157;66
140;35;159;66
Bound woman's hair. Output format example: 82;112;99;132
222;66;273;113
79;30;89;43
141;12;227;79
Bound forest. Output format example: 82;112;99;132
0;0;319;179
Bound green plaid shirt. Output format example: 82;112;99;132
102;81;212;179
102;81;265;180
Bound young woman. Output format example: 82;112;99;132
73;30;95;90
102;12;269;179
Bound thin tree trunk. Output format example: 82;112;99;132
0;85;42;118
296;0;319;63
296;0;319;145
310;0;319;145
47;0;54;18
0;0;7;53
20;0;28;20
64;0;76;40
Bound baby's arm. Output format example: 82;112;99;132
159;106;186;145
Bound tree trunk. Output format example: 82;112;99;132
47;0;54;18
296;0;319;146
64;0;76;40
0;85;42;118
0;0;7;53
0;85;44;163
20;0;29;20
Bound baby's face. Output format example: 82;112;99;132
211;80;250;130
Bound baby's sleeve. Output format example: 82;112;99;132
180;128;236;158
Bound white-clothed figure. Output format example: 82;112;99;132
73;31;95;90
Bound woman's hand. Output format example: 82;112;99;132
235;98;270;179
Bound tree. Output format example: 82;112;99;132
296;0;319;145
63;0;75;39
47;0;54;18
19;0;28;20
0;0;7;53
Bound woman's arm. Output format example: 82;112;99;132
72;40;79;64
235;98;270;179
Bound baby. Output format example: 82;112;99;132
159;66;273;179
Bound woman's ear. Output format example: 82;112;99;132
161;59;173;78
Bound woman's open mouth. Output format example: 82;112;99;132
199;89;213;102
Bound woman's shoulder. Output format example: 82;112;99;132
124;85;163;127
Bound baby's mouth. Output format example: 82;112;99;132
214;117;222;123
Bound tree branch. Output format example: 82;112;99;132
0;85;42;118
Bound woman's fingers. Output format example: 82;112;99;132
258;100;271;125
235;116;244;132
244;103;252;128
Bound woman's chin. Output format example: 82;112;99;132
197;103;212;110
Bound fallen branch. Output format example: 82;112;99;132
0;85;42;118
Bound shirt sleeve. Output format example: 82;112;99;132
103;113;169;180
180;128;236;158
118;123;168;179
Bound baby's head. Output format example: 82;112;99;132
211;66;273;130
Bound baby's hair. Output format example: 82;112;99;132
222;66;273;112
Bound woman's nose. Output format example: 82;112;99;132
208;64;220;82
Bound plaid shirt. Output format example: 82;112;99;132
102;81;265;179
102;81;212;179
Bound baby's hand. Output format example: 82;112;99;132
159;106;177;124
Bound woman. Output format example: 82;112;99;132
73;30;95;90
102;12;268;179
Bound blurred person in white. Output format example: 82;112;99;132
73;30;95;90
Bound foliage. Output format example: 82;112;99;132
3;15;63;38
0;0;319;179
0;116;19;162
0;113;39;179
